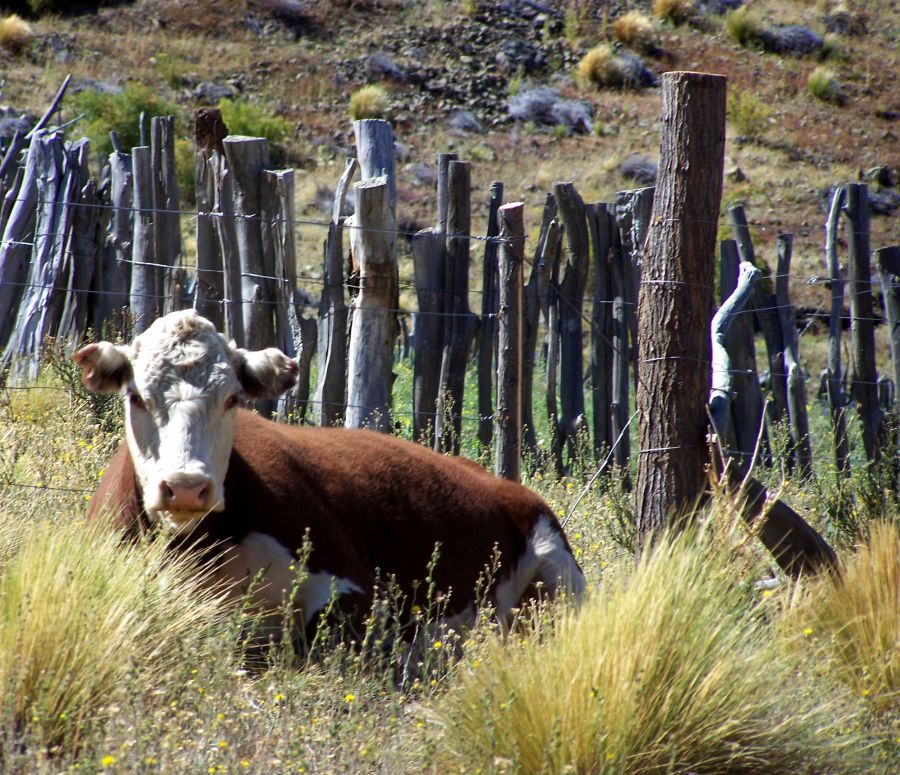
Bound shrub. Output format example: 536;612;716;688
612;11;656;51
577;45;652;90
437;520;864;773
652;0;694;25
217;97;291;145
73;84;178;158
0;13;32;54
725;6;763;48
808;65;844;104
727;90;771;140
348;84;391;120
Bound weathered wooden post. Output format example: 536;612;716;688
150;116;183;314
824;187;850;478
210;151;243;345
545;227;564;476
130;145;157;334
720;239;769;468
193;108;226;330
844;183;883;463
435;160;477;455
477;180;503;449
554;181;590;461
222;135;273;351
260;168;299;359
495;202;524;481
610;224;631;474
313;157;356;426
345;176;396;431
635;71;726;541
775;233;812;479
412;228;444;442
875;246;900;408
588;203;615;461
98;145;133;333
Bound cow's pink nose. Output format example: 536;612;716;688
161;476;213;512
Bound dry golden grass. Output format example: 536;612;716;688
612;11;656;51
349;84;391;120
652;0;695;25
0;14;32;54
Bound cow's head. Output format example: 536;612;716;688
74;310;297;532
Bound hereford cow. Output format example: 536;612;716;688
77;310;584;640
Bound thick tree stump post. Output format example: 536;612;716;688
477;180;503;449
522;194;557;457
554;181;590;461
635;71;726;542
824;188;850;479
314;157;356;427
130;145;157;334
222;135;273;351
150;116;183;314
588;202;615;461
720;239;769;468
495;202;524;481
775;234;812;479
729;203;788;427
345;176;396;431
193;108;227;331
844;183;883;463
435;160;476;455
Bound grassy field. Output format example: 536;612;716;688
0;351;898;773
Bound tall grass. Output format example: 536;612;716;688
436;516;865;774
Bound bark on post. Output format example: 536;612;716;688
775;234;812;479
314;157;357;426
844;183;883;463
875;246;900;410
477;180;503;449
729;203;788;427
495;202;524;481
435;160;476;455
260;169;299;359
193;108;227;330
720;239;769;468
824;187;850;478
522;194;557;456
345;176;396;431
588;203;614;460
222;135;273;351
150;116;183;313
210;152;243;345
130;145;157;334
353;119;396;213
412;229;444;443
545;231;564;476
554;181;590;460
98;149;133;333
635;71;726;541
610;224;631;474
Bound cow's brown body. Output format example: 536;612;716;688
91;408;580;622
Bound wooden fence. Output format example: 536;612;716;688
1;99;898;511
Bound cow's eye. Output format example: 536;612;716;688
224;394;240;411
129;393;146;411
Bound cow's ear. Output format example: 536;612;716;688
73;343;133;393
231;346;298;399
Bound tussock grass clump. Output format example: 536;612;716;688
0;517;230;750
782;521;900;709
725;6;763;48
808;65;844;104
437;521;863;774
652;0;694;26
577;44;647;90
727;90;772;140
349;84;391;120
611;11;656;51
0;14;32;54
218;97;291;145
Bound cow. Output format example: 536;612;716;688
77;309;585;643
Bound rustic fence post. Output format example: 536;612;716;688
193;108;226;330
522;194;557;457
59;165;100;346
345;176;396;431
824;187;850;478
412;228;444;443
98;147;133;334
130;145;157;334
875;246;900;409
588;202;614;461
729;204;789;429
150;116;183;314
313;157;356;426
775;233;812;479
635;71;726;541
844;183;883;463
435;160;477;455
260;169;299;359
477;180;503;449
353;119;396;212
495;202;524;481
610;223;631;475
554;181;590;462
545;227;564;476
720;239;769;468
222;135;273;351
210;151;243;345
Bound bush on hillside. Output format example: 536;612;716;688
349;84;391;120
0;13;32;54
808;66;844;104
612;11;657;52
577;45;656;90
652;0;695;25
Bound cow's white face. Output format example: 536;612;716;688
75;310;297;532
